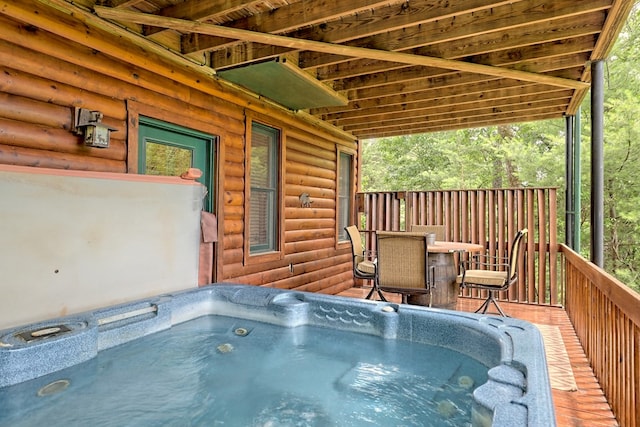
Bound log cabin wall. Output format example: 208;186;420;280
0;7;358;294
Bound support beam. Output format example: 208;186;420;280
590;61;604;267
94;7;591;91
574;109;582;253
565;115;575;248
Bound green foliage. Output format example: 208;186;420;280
145;143;192;176
362;122;566;192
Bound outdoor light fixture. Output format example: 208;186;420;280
73;107;116;148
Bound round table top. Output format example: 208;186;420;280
428;241;484;253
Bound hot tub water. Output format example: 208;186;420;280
0;315;486;426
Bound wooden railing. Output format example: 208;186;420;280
562;244;640;427
356;188;561;305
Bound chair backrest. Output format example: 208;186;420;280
410;224;445;240
508;229;528;280
345;225;364;258
376;231;429;290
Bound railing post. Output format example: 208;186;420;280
591;60;605;267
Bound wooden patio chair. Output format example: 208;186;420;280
410;224;446;240
344;225;384;301
456;229;528;316
375;231;435;304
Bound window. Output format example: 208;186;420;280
138;117;215;212
337;151;353;241
250;123;280;254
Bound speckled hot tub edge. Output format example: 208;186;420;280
0;283;555;426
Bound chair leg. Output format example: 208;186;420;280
365;281;387;302
490;296;508;317
474;290;508;317
365;286;375;300
474;297;492;314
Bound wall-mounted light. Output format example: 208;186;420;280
73;108;116;148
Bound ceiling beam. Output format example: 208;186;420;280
314;34;594;81
181;0;408;53
316;79;541;115
354;112;562;138
210;0;608;69
144;0;263;37
298;12;605;70
330;89;573;126
342;99;570;132
94;7;590;90
315;83;561;118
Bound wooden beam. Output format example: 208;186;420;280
211;0;608;69
298;12;605;70
334;92;573;127
354;112;562;138
591;0;637;60
94;7;590;90
188;0;516;54
144;0;263;37
342;99;569;132
317;79;540;115
315;83;561;118
180;0;408;52
335;50;588;93
322;85;573;126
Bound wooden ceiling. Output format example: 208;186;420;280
86;0;633;139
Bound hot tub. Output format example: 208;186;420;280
0;284;555;426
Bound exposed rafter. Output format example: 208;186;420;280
95;7;589;91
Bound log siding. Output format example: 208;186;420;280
0;10;357;293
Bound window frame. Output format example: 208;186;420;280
246;120;284;262
336;148;356;245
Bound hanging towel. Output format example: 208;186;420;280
201;211;218;243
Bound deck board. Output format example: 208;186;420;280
336;287;619;427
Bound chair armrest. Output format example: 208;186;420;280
459;254;509;274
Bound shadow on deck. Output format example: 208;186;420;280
337;287;619;427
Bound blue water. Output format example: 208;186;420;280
0;315;488;426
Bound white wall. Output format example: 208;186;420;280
0;165;205;330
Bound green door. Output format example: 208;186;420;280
138;117;215;212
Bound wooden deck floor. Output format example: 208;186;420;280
336;287;619;427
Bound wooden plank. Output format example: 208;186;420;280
182;0;405;52
206;0;518;61
538;189;547;303
301;3;607;70
549;188;558;305
340;96;571;131
527;189;537;302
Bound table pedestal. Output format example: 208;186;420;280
408;252;458;310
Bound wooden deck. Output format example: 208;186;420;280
336;287;619;427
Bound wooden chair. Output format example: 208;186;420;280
344;225;384;301
456;229;527;316
375;231;434;304
410;224;446;240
